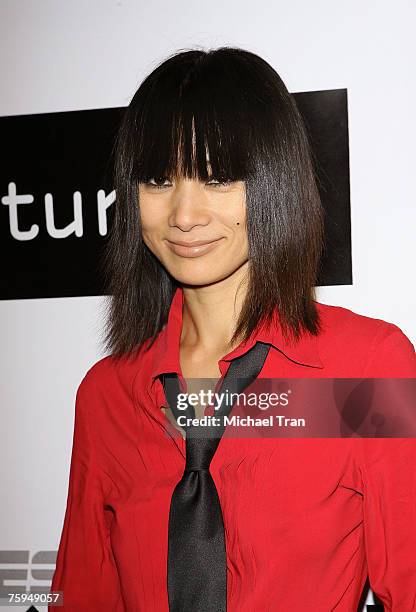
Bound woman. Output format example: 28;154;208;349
50;47;416;611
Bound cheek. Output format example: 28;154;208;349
233;213;248;237
236;218;249;252
139;202;163;232
233;201;247;230
236;228;249;254
222;196;246;228
138;206;164;252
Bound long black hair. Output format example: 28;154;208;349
101;46;325;359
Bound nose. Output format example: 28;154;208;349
168;180;210;231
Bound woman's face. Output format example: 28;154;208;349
138;174;248;286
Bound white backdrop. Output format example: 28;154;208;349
1;1;415;609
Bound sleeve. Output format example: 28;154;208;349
49;373;125;611
360;438;416;611
360;323;416;610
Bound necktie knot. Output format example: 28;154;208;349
184;466;210;472
184;430;219;472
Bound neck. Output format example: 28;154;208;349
180;262;249;355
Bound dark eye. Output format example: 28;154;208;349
206;178;233;187
146;177;172;189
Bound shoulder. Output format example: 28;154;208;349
315;302;416;376
316;300;403;338
76;339;154;402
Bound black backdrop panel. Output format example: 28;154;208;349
0;89;351;300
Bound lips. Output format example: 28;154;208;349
168;239;220;247
166;237;224;258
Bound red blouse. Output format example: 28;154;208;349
50;287;416;611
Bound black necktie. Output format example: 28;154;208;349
161;341;272;612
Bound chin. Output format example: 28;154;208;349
167;268;234;287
